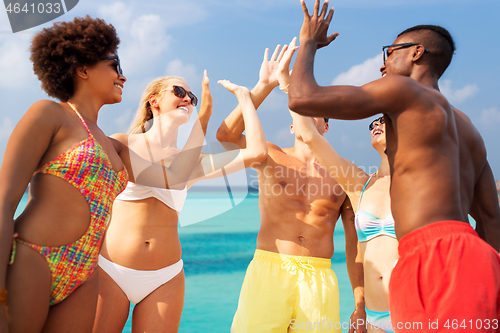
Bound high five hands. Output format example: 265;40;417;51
300;0;339;49
277;37;299;92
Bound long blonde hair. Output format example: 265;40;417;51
129;76;187;134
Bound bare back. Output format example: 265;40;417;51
254;142;346;258
385;84;488;238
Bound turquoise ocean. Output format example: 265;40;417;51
16;189;356;332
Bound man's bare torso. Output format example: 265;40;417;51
385;80;486;238
255;142;346;258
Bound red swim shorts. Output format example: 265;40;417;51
389;221;500;332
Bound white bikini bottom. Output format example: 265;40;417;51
98;254;183;304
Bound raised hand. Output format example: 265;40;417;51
218;79;249;97
300;0;339;49
258;44;287;88
277;37;300;91
199;70;213;118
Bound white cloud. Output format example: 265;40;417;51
98;2;171;76
120;14;170;75
166;59;198;85
97;2;132;32
132;0;208;28
0;34;37;89
332;53;382;86
98;0;208;29
440;79;479;105
478;107;500;127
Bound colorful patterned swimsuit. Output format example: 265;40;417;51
11;102;128;305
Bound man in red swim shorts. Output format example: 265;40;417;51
289;1;500;331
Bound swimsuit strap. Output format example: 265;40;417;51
66;102;92;137
9;233;18;265
357;173;376;210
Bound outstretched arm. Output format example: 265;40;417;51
288;0;338;117
115;71;212;189
290;112;368;201
470;161;500;251
289;0;408;120
188;80;268;186
216;43;290;149
277;37;369;200
341;197;366;333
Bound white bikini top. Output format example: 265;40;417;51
115;181;187;212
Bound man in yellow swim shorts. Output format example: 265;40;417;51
217;42;364;333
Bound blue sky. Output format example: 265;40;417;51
0;0;499;183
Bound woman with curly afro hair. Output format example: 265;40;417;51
0;15;210;333
0;15;128;333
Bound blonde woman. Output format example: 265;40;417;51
92;73;267;333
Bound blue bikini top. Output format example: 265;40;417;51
354;174;396;242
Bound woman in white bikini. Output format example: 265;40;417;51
281;39;398;333
92;72;268;333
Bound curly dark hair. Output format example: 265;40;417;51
30;16;120;101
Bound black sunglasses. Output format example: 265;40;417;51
101;55;123;76
369;116;385;131
161;85;198;106
382;43;429;64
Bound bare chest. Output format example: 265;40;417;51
257;157;345;211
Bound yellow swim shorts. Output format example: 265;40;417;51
231;249;340;333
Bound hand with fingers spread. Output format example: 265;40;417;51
277;37;300;93
258;44;287;88
215;42;295;148
300;0;339;49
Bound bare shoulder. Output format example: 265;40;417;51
364;75;424;111
388;75;423;88
109;132;129;144
0;100;67;186
266;142;289;161
454;108;475;128
453;107;484;144
25;99;65;122
366;75;416;92
108;132;129;153
266;141;285;154
246;142;281;169
12;100;69;139
30;99;61;111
